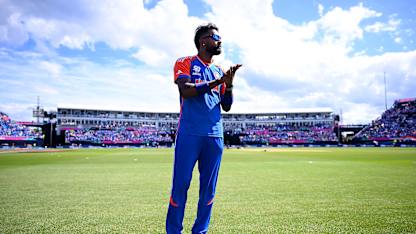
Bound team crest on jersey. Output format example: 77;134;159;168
192;65;201;76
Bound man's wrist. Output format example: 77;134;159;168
225;84;233;91
195;82;211;94
209;79;221;89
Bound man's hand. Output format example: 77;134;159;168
221;64;242;86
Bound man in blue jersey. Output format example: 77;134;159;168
166;23;242;234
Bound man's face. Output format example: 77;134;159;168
201;29;222;55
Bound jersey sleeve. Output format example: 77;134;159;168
217;66;226;95
173;57;191;82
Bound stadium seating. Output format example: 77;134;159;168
0;112;43;141
227;123;338;145
354;98;416;141
64;124;173;145
63;122;338;146
6;98;416;147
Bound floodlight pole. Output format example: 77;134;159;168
37;96;40;124
338;108;342;143
384;71;387;110
50;121;53;147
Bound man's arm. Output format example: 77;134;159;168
176;78;222;99
220;86;233;112
175;62;241;101
220;64;242;112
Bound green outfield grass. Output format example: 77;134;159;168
0;147;415;233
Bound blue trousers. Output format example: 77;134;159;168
166;133;223;234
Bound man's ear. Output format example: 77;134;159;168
199;37;206;47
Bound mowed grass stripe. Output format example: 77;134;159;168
0;148;415;233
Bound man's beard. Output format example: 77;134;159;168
207;45;221;55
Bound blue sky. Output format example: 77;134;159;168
0;0;415;124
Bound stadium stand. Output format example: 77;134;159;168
64;125;173;146
4;97;416;148
353;98;416;145
57;107;337;146
239;123;337;145
0;111;44;147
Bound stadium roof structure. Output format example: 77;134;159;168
396;97;415;104
225;107;334;114
57;104;176;114
57;106;334;115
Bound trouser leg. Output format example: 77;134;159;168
166;134;201;234
192;137;223;234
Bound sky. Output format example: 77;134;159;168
0;0;415;124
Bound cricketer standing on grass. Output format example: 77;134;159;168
166;23;242;234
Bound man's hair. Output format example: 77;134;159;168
194;23;219;50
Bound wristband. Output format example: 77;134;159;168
195;82;210;94
226;84;233;92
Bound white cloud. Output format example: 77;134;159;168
0;0;201;57
317;3;381;45
377;46;384;52
39;61;62;78
318;4;324;17
364;15;400;33
341;102;381;124
394;37;402;44
132;46;170;67
0;49;180;120
0;102;36;122
0;12;29;46
0;0;415;124
203;0;414;123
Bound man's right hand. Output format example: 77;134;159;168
221;64;242;86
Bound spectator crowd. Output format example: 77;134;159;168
228;123;338;145
65;122;338;146
6;98;414;147
0;112;43;139
65;124;173;145
354;99;416;141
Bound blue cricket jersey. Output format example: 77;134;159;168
173;55;226;137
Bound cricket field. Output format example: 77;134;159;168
0;147;415;233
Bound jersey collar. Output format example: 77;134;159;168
196;55;213;66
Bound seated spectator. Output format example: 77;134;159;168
225;123;338;144
0;112;43;139
354;99;416;141
65;124;174;145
